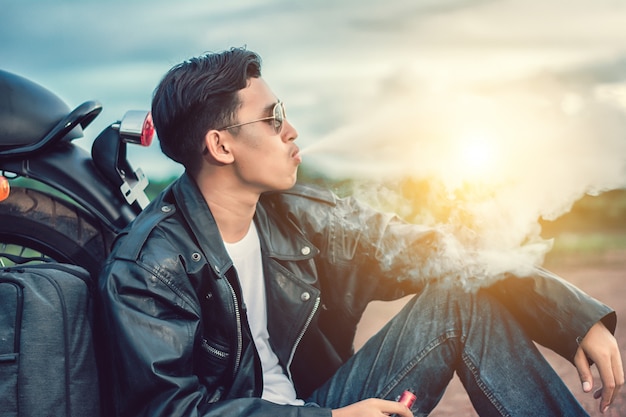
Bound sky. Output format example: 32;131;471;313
3;0;625;181
2;0;626;280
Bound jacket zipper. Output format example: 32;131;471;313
224;278;243;377
286;295;320;381
201;338;229;359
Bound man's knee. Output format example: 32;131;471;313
402;282;508;333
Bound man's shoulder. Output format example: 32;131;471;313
111;191;181;262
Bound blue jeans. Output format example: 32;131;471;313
306;283;589;416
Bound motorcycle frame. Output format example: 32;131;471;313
0;100;149;234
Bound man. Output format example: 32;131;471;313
98;47;623;416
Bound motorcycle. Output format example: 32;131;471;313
0;69;154;277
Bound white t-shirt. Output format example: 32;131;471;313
224;222;304;405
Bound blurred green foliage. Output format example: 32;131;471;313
540;189;626;235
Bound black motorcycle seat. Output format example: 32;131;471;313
0;70;81;149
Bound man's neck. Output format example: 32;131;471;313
195;174;259;244
207;196;256;243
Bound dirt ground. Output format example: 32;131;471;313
354;249;626;416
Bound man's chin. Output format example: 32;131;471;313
283;171;298;188
280;179;298;191
259;176;298;195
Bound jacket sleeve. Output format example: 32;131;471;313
281;186;452;303
97;258;331;417
486;267;616;362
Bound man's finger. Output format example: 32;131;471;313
599;351;625;410
594;352;617;412
574;347;593;392
612;348;625;390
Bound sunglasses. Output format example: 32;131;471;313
219;101;286;135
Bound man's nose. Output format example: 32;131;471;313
283;119;298;142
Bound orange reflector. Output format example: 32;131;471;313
0;176;9;202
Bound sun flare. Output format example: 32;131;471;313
451;130;501;183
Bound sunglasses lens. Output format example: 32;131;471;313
273;102;284;134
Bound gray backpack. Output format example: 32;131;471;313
0;263;100;417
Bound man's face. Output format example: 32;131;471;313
226;77;301;193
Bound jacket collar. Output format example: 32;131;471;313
171;173;318;277
171;173;232;277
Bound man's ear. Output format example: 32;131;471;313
204;130;234;164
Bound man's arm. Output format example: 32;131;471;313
486;267;616;361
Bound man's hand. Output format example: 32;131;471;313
574;321;624;414
331;398;413;417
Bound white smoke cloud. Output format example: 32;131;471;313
300;73;626;290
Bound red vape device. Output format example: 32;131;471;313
398;389;416;408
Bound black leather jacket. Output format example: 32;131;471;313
98;173;615;417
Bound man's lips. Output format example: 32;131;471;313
291;147;302;163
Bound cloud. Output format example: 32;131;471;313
2;0;626;181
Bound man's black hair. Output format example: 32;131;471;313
151;47;262;172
